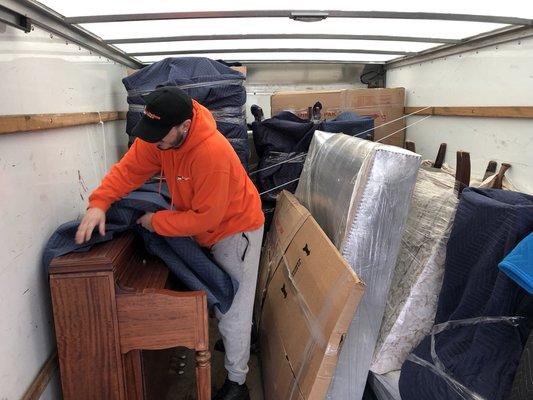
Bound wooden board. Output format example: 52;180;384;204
117;290;208;354
404;106;533;119
0;111;127;135
50;272;126;400
21;351;58;400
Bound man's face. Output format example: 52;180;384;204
157;120;190;150
157;126;180;150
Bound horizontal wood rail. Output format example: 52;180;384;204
0;111;127;135
404;106;533;119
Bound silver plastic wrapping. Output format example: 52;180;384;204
371;167;459;375
295;131;421;400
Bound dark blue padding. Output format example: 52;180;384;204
399;188;533;400
251;111;374;205
122;57;249;170
321;111;374;139
42;183;237;313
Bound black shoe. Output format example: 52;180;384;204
212;378;250;400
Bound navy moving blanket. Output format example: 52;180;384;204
43;183;237;313
123;57;249;170
399;188;533;400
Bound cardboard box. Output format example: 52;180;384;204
254;192;310;328
258;191;365;400
270;88;406;147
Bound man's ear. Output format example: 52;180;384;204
182;119;192;131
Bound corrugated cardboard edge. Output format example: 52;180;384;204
310;285;364;398
290;217;364;399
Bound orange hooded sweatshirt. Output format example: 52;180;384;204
88;100;264;247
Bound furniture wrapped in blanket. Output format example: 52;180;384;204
252;112;374;229
252;111;317;157
399;188;533;400
295;131;420;400
371;167;459;375
255;151;306;203
122;57;249;169
321;111;375;139
43;183;237;313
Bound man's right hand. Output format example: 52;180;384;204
75;207;106;244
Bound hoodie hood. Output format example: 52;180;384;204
175;100;218;153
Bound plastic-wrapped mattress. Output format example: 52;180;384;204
295;131;420;400
371;167;459;375
122;57;249;169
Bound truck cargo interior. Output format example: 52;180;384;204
1;1;532;400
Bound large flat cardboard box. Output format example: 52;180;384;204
258;191;365;400
254;191;310;328
270;88;405;147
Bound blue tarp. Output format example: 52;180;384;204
499;232;533;295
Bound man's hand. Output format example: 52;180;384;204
75;207;106;244
137;212;155;232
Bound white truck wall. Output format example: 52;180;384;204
387;36;533;194
0;23;128;399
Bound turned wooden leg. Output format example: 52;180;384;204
195;350;211;400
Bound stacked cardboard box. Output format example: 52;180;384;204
255;191;365;399
270;88;406;147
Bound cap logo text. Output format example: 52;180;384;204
144;109;161;120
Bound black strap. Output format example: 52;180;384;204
241;233;250;261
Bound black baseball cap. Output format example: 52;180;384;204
132;86;193;143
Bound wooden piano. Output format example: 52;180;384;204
49;231;211;400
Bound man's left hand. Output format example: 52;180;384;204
137;212;155;232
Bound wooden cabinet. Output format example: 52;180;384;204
49;232;211;400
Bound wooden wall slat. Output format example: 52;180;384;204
404;106;533;119
0;111;127;135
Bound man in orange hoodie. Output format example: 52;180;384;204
76;86;264;400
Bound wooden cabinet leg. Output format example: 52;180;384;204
195;350;211;400
123;350;144;400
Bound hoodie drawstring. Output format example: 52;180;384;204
157;167;163;195
157;167;174;211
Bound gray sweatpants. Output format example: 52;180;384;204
211;225;264;385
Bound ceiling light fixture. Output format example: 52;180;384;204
290;11;329;22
